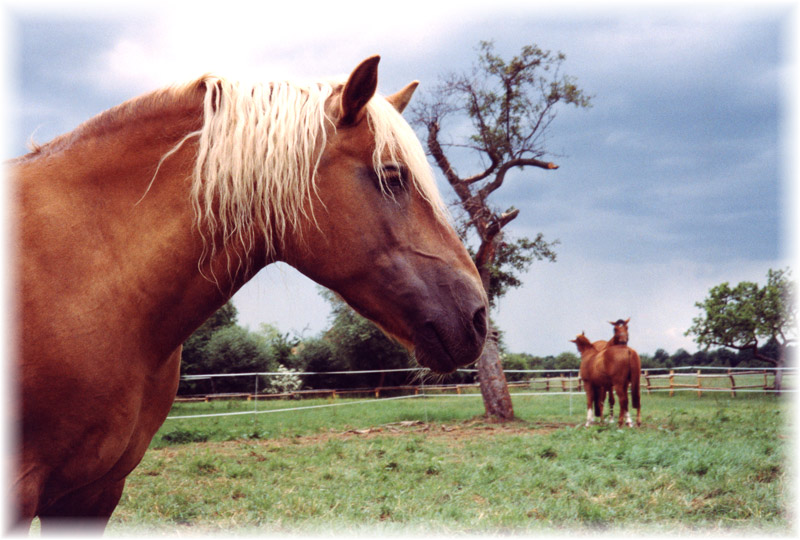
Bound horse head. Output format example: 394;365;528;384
279;56;488;373
608;318;630;345
570;332;595;354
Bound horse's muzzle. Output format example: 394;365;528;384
413;300;488;374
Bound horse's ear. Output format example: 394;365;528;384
340;55;380;126
386;81;419;113
624;318;630;325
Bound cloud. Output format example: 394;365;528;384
85;2;493;94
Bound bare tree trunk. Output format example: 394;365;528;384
475;250;514;421
477;323;514;421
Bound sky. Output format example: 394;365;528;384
3;0;797;357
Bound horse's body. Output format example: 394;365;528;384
13;57;488;531
572;319;641;427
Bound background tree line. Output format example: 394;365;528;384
179;291;423;396
502;338;787;382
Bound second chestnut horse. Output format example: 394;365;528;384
572;319;641;427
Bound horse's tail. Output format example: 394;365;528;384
629;348;641;410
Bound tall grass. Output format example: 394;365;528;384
106;392;792;535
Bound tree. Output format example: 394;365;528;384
256;322;300;370
686;268;796;393
300;289;417;390
181;301;239;375
412;41;591;420
180;303;303;395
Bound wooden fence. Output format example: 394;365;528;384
643;369;776;397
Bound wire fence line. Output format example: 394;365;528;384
166;366;796;422
166;394;424;420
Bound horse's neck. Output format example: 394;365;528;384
18;97;266;360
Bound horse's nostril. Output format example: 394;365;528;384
472;305;488;340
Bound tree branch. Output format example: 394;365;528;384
479;158;558;199
426;121;466;193
498;208;520;229
463;152;501;185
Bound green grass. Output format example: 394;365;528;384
104;392;792;535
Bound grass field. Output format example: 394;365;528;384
89;388;796;536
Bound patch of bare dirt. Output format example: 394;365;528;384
154;419;574;455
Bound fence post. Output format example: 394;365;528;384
728;369;736;398
697;369;702;397
669;370;674;397
645;373;651;395
763;370;768;391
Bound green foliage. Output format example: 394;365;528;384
306;290;417;388
180;303;302;395
502;351;579;381
506;345;782;376
686;268;796;366
181;301;239;375
201;326;274;373
463;40;592;160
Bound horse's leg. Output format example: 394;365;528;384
606;386;615;423
594;386;604;421
12;468;45;533
584;384;595;426
38;479;126;535
615;383;631;427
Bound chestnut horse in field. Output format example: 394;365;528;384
571;319;641;427
13;56;488;532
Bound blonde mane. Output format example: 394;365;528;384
179;74;447;273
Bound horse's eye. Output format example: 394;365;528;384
379;163;408;193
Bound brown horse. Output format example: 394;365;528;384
13;56;488;532
597;317;630;419
571;321;641;427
